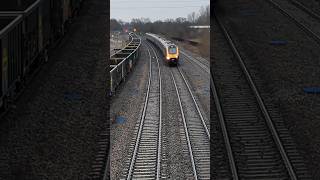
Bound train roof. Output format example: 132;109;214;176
146;33;177;48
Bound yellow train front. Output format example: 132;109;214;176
146;33;180;65
165;44;179;64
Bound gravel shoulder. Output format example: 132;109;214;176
0;0;108;179
178;51;210;127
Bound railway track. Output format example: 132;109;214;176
287;0;320;20
170;66;210;179
179;49;212;110
265;0;320;44
160;33;211;179
212;13;311;179
180;51;210;74
176;30;230;179
121;37;211;179
149;38;210;179
154;39;211;179
121;41;163;179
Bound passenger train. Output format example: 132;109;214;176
146;33;179;65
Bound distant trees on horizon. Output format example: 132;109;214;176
110;4;210;38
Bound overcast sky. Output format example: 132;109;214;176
110;0;210;22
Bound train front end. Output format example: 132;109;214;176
165;44;179;64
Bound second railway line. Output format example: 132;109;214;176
264;0;320;45
148;35;211;179
212;13;312;179
121;41;162;179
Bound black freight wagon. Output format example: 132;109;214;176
50;0;83;39
0;0;51;77
0;0;84;65
0;15;23;108
0;0;83;109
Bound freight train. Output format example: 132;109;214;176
0;0;83;110
146;33;179;65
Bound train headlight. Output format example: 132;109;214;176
166;56;170;60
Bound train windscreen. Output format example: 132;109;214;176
168;45;177;54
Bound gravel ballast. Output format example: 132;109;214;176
216;0;320;178
111;38;210;179
0;0;108;179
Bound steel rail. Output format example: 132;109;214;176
215;13;298;180
126;43;152;180
266;0;320;45
179;51;213;102
170;70;199;180
210;70;239;179
150;35;209;179
177;67;210;138
180;51;210;74
179;49;215;140
102;150;110;180
287;0;320;21
147;41;163;180
178;28;237;179
174;48;210;138
180;50;215;114
198;14;238;180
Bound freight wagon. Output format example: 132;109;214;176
0;0;83;110
0;15;23;108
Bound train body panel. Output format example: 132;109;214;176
50;0;82;39
0;15;23;107
146;33;179;65
0;0;47;76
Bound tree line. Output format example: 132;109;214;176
110;5;209;39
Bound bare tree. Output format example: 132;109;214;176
122;5;209;42
187;12;197;23
110;19;122;31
